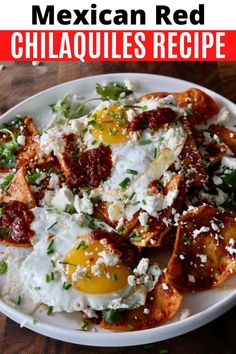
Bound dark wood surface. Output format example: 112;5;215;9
0;61;235;354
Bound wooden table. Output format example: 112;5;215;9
0;61;235;354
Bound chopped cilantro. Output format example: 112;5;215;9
96;82;132;101
0;174;15;191
49;95;91;120
185;108;193;117
81;318;89;331
26;170;43;185
102;309;125;324
0;128;20;168
182;234;188;242
85;272;92;280
0;260;8;274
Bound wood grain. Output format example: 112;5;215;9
0;61;235;354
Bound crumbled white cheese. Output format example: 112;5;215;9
124;79;138;91
126;109;136;122
196;254;207;263
72;265;87;281
212;107;230;125
17;135;26;146
51;187;74;211
91;264;101;277
39;190;55;207
138;212;149;226
143;308;150;315
128;260;162;292
163;188;178;209
212;175;222;186
48;173;60;190
74;194;93;215
180;308;191;320
193;226;210;238
70;118;84;135
97;250;120;267
188;275;195;283
225;238;236;256
162;283;169;290
135;258;149;275
107;201;125;222
221;156;236;170
215;188;228;206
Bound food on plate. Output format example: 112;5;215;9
0;80;235;332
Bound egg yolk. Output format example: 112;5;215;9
90;104;129;144
64;239;130;294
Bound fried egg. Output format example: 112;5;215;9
19;208;160;313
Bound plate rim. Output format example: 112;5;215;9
0;72;236;347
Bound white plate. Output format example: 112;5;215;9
0;73;236;347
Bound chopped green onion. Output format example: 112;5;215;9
186;108;193;117
35;286;41;291
32;319;38;325
47;239;55;255
85;272;92;280
119;177;130;189
128;192;136;200
47;222;58;231
153;148;157;159
50;260;56;268
63;282;72;290
111;273;118;281
126;169;138;175
77;240;88;250
16;296;21;305
91;139;97;145
139;139;152;145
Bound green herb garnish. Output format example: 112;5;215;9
65;204;76;214
0;227;11;238
139;139;152;146
96;82;132;101
77;240;88;250
47;239;55;255
26;170;42;185
119;177;131;189
186;108;193;117
0;128;20;168
63;282;72;290
81;318;89;331
111;273;118;281
102;309;125;324
0;174;15;191
47;306;53;316
126;169;138;175
0;260;7;274
47;222;58;231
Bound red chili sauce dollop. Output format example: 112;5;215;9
65;146;112;189
0;200;35;245
128;108;177;132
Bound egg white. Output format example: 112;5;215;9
20;208;149;313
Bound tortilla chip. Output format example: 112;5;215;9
179;118;207;187
140;88;219;126
2;167;36;209
100;275;183;331
166;205;236;291
16;116;40;169
208;124;236;156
